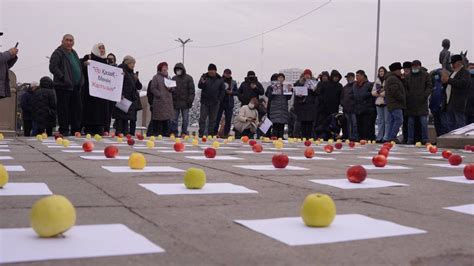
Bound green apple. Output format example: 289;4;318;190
300;193;336;227
184;168;206;189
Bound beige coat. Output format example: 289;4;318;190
233;105;259;133
371;77;386;106
150;72;174;121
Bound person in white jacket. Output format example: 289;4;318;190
233;97;259;138
371;66;390;143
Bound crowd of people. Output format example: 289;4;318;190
1;35;473;143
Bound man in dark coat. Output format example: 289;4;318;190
385;62;406;143
171;63;195;136
198;64;225;137
49;34;84;136
237;71;264;106
293;69;318;139
441;54;471;131
20;84;36;136
340;72;358;140
466;63;474;124
214;68;237;138
32;77;57;136
405;60;432;144
316;70;343;138
0;45;18;98
352;70;375;141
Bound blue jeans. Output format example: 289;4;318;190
388;109;403;141
441;111;466;133
376;106;391;141
344;113;358;140
170;108;189;136
407;116;428;144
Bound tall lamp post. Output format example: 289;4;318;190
374;0;381;81
175;38;192;65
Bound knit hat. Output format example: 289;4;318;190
157;62;168;72
39;76;53;89
208;63;217;71
402;61;412;69
223;68;232;74
389;62;402;71
450;54;463;64
91;43;106;59
247;71;256;77
303;69;312;76
123;55;136;65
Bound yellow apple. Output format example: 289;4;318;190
146;140;155;149
117;137;123;143
192;139;199;146
300;193;336;227
149;136;156;142
0;133;3;140
30;195;76;237
41;133;48;139
55;137;63;145
0;164;9;188
128;153;146;169
62;139;70;147
415;142;422;147
184;168;206;189
212;141;220;149
36;134;43;141
94;134;102;142
328;139;334;144
86;133;91;139
345;139;350;144
157;135;163;140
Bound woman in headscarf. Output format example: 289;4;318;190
80;43;109;135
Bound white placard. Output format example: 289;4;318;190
164;78;177;88
87;60;124;101
102;166;184;173
309;178;408;189
294;86;308;96
140;183;258;195
259;117;273;134
115;97;132;113
0;183;52;196
234;214;426;246
0;224;164;264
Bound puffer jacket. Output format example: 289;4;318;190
172;63;195;109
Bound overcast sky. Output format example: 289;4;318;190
1;0;472;85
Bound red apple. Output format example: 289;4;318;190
346;165;367;183
464;164;474;180
378;148;390;157
109;132;116;138
82;141;94;152
104;145;119;158
334;142;343;150
324;144;334;153
360;140;367;145
252;144;263;153
202;137;207;143
249;140;257;147
204;147;216;158
127;138;135;146
118;133;124;138
429;145;438;154
103;131;109;137
448;154;462;166
372;155;387;167
126;134;132;139
304;140;312;147
464;145;471;151
348;141;355;148
74;132;81;138
136;133;144;141
304;147;315;158
271;136;277;141
441;150;452;159
272;153;289;168
383;142;393;149
174;142;185;152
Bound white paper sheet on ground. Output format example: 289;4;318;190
235;150;276;154
369;151;405;155
357;156;406;161
314;151;342;155
429;176;473;184
4;165;25;172
80;155;129;160
268;147;300;151
309;178;408;189
350;164;412;170
289;156;335;161
102;166;184;173
425;163;465;169
199;146;237;150
234;214;426;246
185;155;243;161
415;151;437;155
0;145;8;148
0;183;52;196
0;149;10;152
444;204;474;215
140;183;258;195
420;156;446;160
133;146;168;150
0;156;13;160
0;224;164;264
47;145;82;149
233;165;309;171
462;150;474;154
158;150;201;153
62;150;103;153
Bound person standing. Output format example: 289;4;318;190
149;62;174;136
405;60;432;144
32;77;57;136
113;56;142;135
265;73;291;139
49;34;83;136
385;62;406;143
341;72;358;140
81;43;109;135
293;69;318;139
429;69;448;136
215;68;237;138
170;63;194;137
466;63;474;124
0;45;18;98
237;71;264;106
441;54;471;131
103;52;118;134
371;66;390;142
20;83;36;136
352;70;375;141
198;64;225;137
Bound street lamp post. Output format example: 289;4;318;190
175;38;192;65
374;0;381;81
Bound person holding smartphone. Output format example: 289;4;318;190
0;43;19;98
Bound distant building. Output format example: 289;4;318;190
279;68;303;83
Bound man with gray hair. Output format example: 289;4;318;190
49;34;84;136
0;32;19;98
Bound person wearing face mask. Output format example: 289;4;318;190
170;63;195;137
441;54;471;131
233;97;259;138
352;70;375;141
265;73;291;139
466;63;474;124
237;71;264;106
198;63;225;137
214;68;238;138
149;62;174;136
315;70;342;139
80;43;110;135
106;53;117;67
113;55;142;135
404;60;432;145
293;69;318;139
